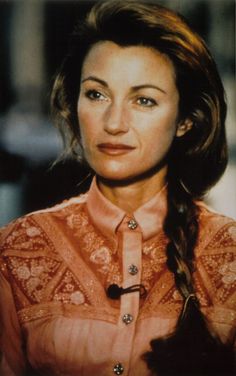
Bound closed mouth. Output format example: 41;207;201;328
97;143;135;155
97;143;135;150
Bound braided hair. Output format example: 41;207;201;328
144;169;234;375
51;1;234;374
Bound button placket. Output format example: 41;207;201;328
121;230;142;310
111;230;142;375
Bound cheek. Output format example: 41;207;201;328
77;107;95;145
77;101;88;128
141;117;177;152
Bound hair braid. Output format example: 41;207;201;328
164;171;199;300
144;169;235;376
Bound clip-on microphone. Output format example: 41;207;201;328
106;283;147;299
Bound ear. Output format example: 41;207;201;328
176;118;193;137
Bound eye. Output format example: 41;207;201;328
85;89;106;101
137;97;157;107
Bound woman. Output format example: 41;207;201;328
0;1;235;375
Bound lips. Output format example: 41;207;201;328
97;143;135;155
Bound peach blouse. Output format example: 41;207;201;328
0;178;236;376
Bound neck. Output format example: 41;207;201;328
97;168;167;214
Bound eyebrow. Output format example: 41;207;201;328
81;76;166;94
81;76;108;87
131;84;166;94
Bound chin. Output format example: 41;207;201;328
97;170;136;182
94;160;168;187
89;161;135;180
96;168;156;187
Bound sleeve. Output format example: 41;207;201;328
0;260;27;376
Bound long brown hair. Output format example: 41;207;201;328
51;1;234;374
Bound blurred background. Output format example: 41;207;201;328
0;0;235;226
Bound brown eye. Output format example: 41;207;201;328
85;90;106;101
137;97;157;107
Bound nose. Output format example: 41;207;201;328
103;102;129;135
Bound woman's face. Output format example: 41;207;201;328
77;41;182;182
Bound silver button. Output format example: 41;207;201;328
127;219;138;230
122;313;133;325
113;363;124;375
128;264;138;275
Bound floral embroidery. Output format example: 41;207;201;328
205;222;236;250
66;211;89;233
53;269;89;306
17;265;31;280
229;260;236;272
1;217;57;257
141;234;167;291
197;222;236;304
7;256;61;304
219;260;236;284
70;291;85;305
53;204;116;253
90;247;112;265
26;226;41;237
53;205;102;245
52;205;119;284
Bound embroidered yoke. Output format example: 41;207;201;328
0;179;236;375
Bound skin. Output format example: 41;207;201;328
77;41;191;213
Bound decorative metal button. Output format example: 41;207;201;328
122;313;133;325
113;363;124;375
127;218;138;230
128;264;138;275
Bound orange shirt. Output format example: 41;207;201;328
0;178;235;375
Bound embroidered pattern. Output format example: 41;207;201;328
52;204;121;287
6;256;61;304
197;252;236;304
205;222;236;250
193;221;236;306
142;234;168;292
53;269;87;305
0;202;235;326
219;260;236;284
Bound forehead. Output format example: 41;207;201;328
81;41;177;90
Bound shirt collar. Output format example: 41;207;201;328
86;177;167;241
